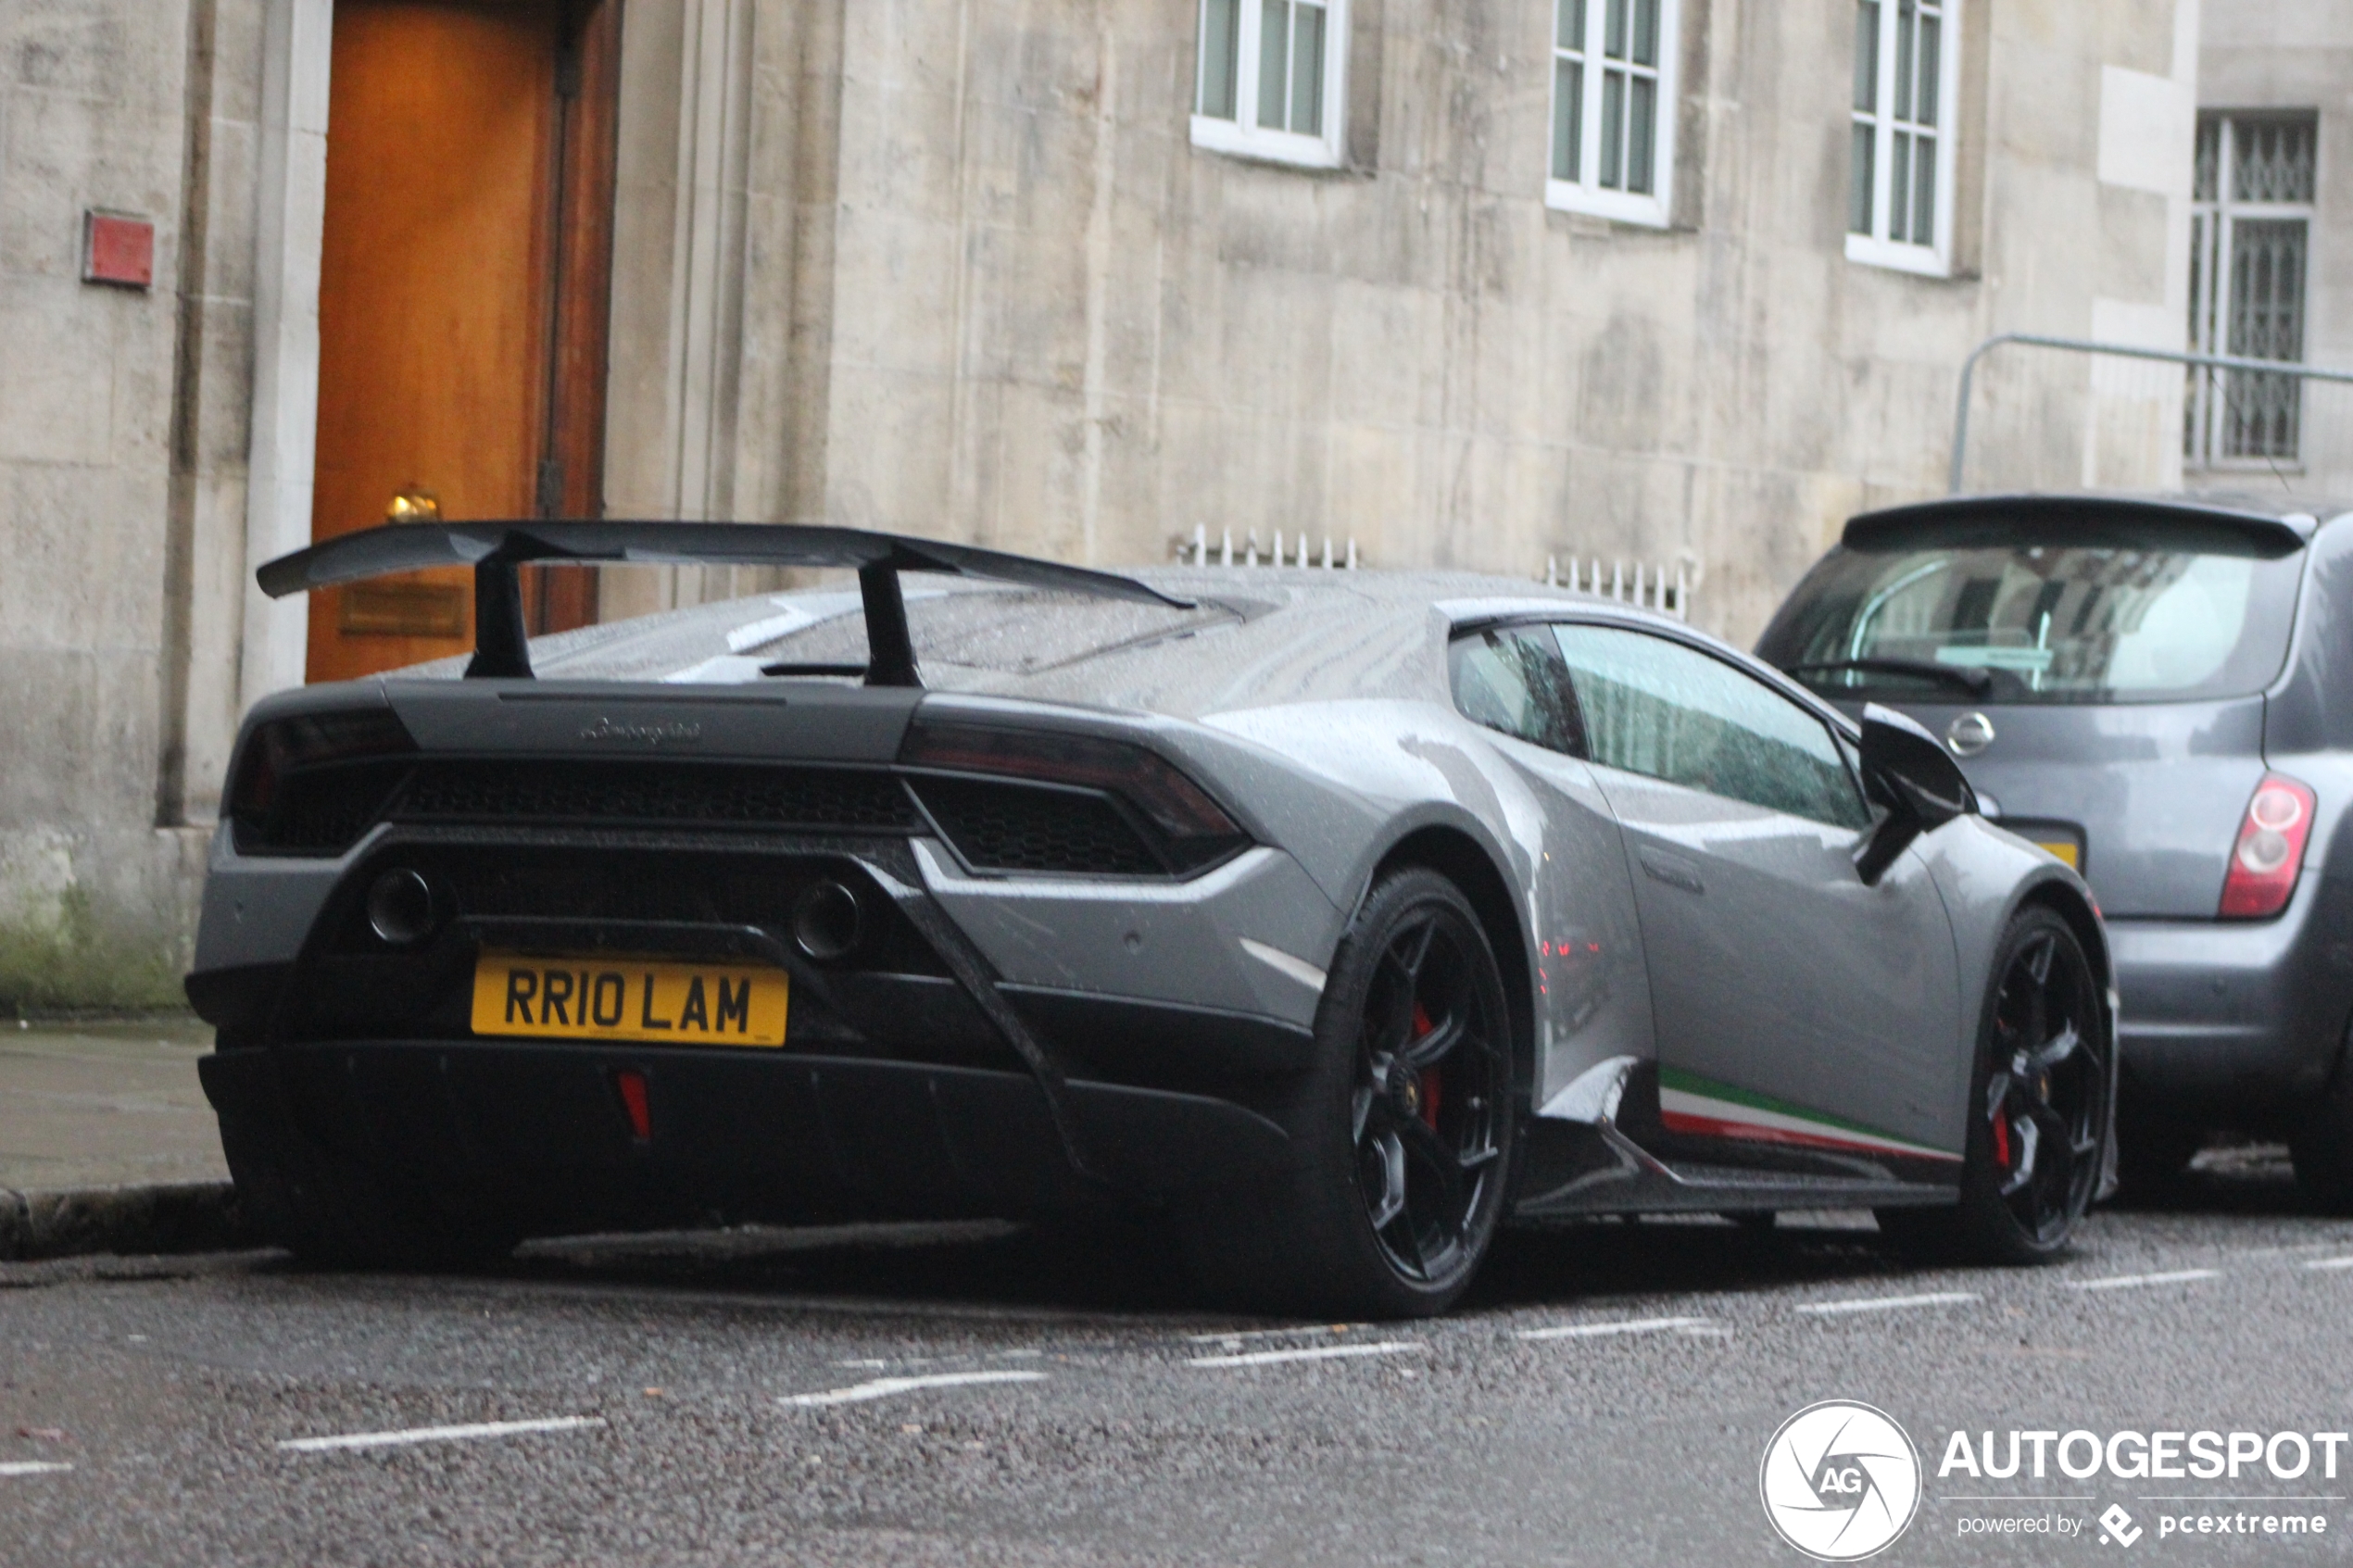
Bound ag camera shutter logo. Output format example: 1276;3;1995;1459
1760;1400;1923;1561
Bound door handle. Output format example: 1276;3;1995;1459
1637;848;1705;895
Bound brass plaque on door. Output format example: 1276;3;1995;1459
339;579;467;638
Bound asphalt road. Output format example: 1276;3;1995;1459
5;1149;2353;1566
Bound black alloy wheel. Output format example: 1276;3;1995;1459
1881;906;2109;1263
1349;891;1511;1288
1182;868;1518;1317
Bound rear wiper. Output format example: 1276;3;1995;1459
1781;658;1994;697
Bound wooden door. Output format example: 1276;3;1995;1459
308;0;617;684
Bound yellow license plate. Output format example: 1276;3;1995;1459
471;954;788;1047
2034;839;2082;871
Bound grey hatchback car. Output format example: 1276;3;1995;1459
1759;493;2353;1200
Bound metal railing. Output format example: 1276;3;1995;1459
1542;554;1690;620
1178;526;1360;569
1949;332;2353;494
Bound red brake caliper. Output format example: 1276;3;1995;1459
1412;1002;1441;1128
1991;1107;2011;1169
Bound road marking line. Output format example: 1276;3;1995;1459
2304;1257;2353;1271
1182;1324;1356;1344
2069;1269;2221;1292
780;1371;1048;1408
1516;1315;1712;1340
1795;1291;1980;1316
278;1416;606;1454
1188;1340;1425;1369
0;1461;72;1478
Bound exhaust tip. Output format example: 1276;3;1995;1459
791;880;863;962
365;868;439;947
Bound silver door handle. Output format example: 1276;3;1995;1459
1637;850;1705;895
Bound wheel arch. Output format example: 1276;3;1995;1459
1364;824;1537;1108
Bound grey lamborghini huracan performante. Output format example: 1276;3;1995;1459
188;523;2117;1317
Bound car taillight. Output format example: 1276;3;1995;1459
898;720;1246;870
2219;773;2317;920
228;708;416;822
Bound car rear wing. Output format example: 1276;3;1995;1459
257;520;1191;684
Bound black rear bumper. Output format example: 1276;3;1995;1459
200;1040;1292;1239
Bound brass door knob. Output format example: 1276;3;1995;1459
385;485;441;524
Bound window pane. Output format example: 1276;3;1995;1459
1890;130;1912;241
1198;0;1240;119
1911;132;1936;245
1557;0;1587;52
1604;0;1628;60
1601;69;1626;188
1853;0;1878;113
1850;123;1876;233
1290;1;1325;133
1553;57;1584;181
2233;114;2318;203
2193;116;2221;202
1450;631;1587;756
1554;627;1869;828
1629;75;1656;194
1894;0;1914;121
1632;0;1659;67
2226;218;2309;459
1258;0;1290;130
1916;14;1940;128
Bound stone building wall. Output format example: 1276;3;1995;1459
0;0;2204;1006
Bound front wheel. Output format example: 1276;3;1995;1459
1183;869;1518;1318
1880;907;2110;1263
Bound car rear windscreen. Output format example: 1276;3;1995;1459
1757;513;2307;706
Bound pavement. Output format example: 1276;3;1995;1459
0;1015;239;1260
3;1158;2350;1566
0;1016;224;1191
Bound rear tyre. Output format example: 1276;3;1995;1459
219;1108;518;1272
1182;869;1518;1319
2289;1046;2353;1213
1877;907;2109;1264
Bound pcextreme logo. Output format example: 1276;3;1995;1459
1760;1400;1923;1561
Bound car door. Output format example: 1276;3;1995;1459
1447;626;1655;1116
1548;622;1964;1169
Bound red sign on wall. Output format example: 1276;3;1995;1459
83;212;154;289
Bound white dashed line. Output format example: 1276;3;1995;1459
0;1461;72;1478
2070;1269;2221;1292
1795;1291;1981;1316
1516;1315;1713;1341
780;1371;1049;1408
2304;1257;2353;1272
279;1416;606;1454
1182;1324;1359;1344
1189;1340;1426;1369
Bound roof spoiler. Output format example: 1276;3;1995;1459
257;520;1192;683
1843;493;2316;556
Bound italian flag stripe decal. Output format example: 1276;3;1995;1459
1657;1068;1961;1163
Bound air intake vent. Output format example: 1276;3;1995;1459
393;760;921;832
911;778;1161;875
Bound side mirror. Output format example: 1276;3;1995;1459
1852;703;1977;885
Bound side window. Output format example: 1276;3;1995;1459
1552;624;1872;829
1449;627;1588;756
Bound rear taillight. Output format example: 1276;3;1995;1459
899;720;1247;872
228;708;415;822
2219;773;2317;920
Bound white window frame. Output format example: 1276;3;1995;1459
1189;0;1350;170
1846;0;1961;278
1544;0;1680;228
2186;112;2317;470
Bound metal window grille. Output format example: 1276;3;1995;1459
2187;112;2317;468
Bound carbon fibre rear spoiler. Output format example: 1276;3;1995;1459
257;520;1191;683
